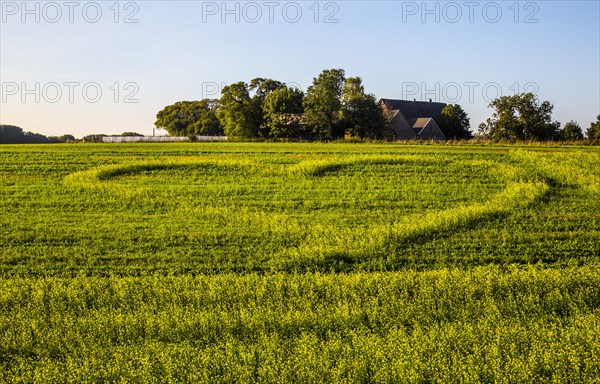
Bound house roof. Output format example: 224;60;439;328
380;99;447;121
388;110;400;120
409;117;433;129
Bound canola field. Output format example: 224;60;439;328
1;143;599;382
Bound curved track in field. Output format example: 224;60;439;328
276;155;549;269
65;153;550;270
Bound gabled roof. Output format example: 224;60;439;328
380;99;447;121
388;110;400;120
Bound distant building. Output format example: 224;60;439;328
379;99;447;141
102;136;227;143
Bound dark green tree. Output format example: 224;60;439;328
195;100;223;136
303;69;346;140
217;82;261;139
262;86;305;138
61;134;77;142
0;125;25;143
340;77;386;139
586;115;600;140
0;125;62;143
155;100;223;138
155;101;192;136
480;93;560;141
249;78;286;137
48;134;76;143
561;121;584;141
249;78;285;100
437;104;472;139
82;134;107;143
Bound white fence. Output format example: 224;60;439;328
102;136;228;143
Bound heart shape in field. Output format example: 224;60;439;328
64;155;547;270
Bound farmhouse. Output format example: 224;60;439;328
379;99;447;141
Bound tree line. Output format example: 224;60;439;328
155;69;470;141
0;125;75;144
477;93;600;141
155;69;388;140
3;67;599;143
0;127;150;144
155;68;599;142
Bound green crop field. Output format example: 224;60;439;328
1;142;599;383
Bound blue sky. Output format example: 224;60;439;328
1;0;599;137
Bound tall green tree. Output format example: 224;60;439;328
479;93;560;141
249;78;286;137
561;121;584;141
155;100;223;138
586;115;600;140
262;86;305;138
249;78;285;100
303;69;346;140
340;77;386;139
437;104;472;139
217;82;261;139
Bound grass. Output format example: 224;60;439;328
0;142;599;382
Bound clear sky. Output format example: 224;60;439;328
1;0;599;137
